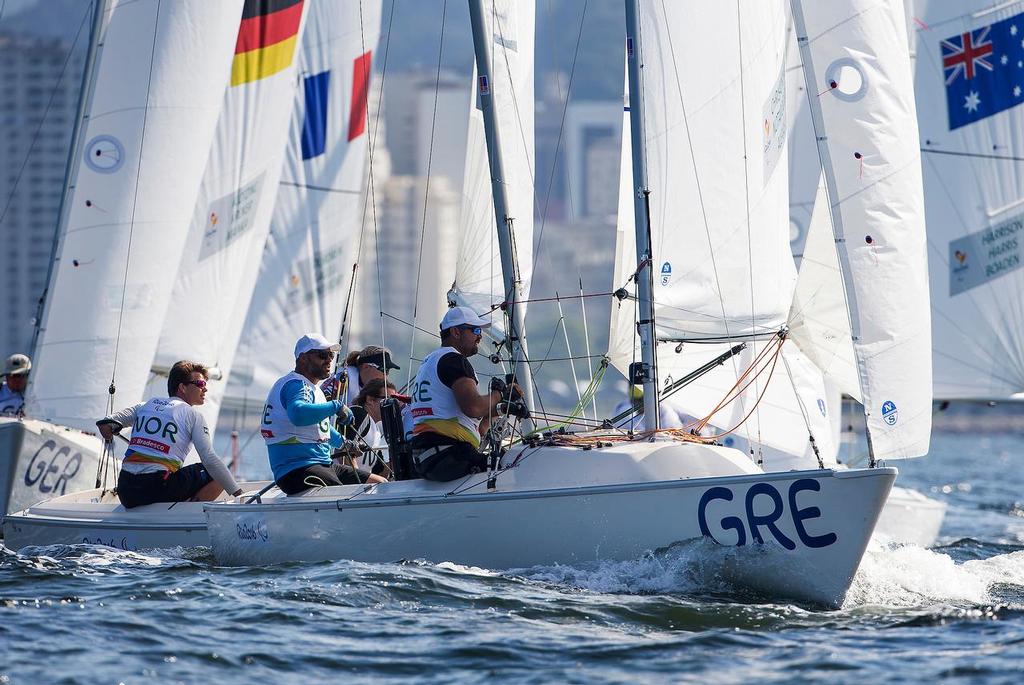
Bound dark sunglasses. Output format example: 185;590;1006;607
458;325;482;335
186;379;208;389
313;349;335;360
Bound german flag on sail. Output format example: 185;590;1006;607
231;0;304;86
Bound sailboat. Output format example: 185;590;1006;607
3;0;380;550
0;0;247;517
199;0;915;608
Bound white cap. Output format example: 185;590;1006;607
4;353;31;376
439;306;491;332
293;333;341;359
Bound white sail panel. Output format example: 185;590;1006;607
914;0;1024;399
638;1;794;340
453;0;534;321
793;0;932;459
147;0;310;429
26;0;244;431
789;179;861;401
225;0;381;407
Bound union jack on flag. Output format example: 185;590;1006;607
941;11;1024;130
941;27;993;85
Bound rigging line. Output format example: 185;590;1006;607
580;276;598;420
735;0;764;460
492;353;607;363
921;147;1024;163
110;0;162;392
380;311;440;340
357;0;392;364
278;181;360;195
780;348;825;469
407;0;448;391
0;3;92;226
531;0;589;289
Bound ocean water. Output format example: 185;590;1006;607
2;431;1024;684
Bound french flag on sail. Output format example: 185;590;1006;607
300;51;372;160
942;12;1024;130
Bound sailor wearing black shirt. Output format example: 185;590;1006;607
409;306;504;481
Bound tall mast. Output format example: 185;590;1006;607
623;0;659;428
29;0;108;361
466;0;536;427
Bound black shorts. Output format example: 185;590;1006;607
116;464;212;509
276;462;374;495
412;441;487;482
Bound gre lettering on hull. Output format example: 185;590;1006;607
697;479;838;550
949;213;1024;295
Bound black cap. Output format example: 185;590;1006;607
357;348;400;371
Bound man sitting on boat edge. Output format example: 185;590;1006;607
96;360;243;508
409;307;511;482
261;333;387;494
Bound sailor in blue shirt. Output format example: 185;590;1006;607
261;333;388;493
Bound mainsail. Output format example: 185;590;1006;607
26;0;245;431
914;0;1024;399
451;0;535;323
792;0;933;459
608;1;835;466
225;0;382;407
146;0;311;428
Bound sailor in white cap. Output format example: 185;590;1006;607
261;333;387;493
0;353;31;415
408;307;509;481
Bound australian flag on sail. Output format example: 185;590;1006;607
942;12;1024;130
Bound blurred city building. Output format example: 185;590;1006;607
0;31;85;358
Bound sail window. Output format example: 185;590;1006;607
825;58;867;102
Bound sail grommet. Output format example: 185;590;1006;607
824;58;868;102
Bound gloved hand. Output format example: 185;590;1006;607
336;402;354;426
488;376;507;395
497;400;530;420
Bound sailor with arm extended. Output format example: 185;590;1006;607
262;334;387;494
96;360;243;509
409;307;512;482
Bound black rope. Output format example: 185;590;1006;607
921;147;1024;163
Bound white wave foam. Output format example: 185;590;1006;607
846;541;1024;607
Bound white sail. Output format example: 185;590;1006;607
146;0;310;428
788;179;860;401
452;0;534;322
26;0;244;431
225;0;382;407
792;0;932;459
608;3;837;468
914;0;1024;399
634;1;794;341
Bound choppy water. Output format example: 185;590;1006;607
3;432;1024;684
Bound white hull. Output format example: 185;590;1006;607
205;440;896;607
2;482;273;551
874;485;947;548
0;417;103;517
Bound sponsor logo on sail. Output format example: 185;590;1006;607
881;400;898;426
660;262;672;286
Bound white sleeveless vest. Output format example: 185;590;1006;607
124;397;196;471
411;346;481;446
261;371;331;445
